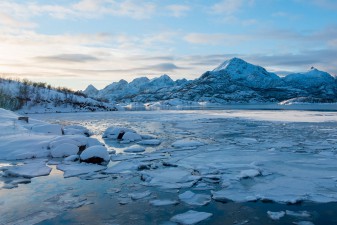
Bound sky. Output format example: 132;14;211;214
0;0;337;90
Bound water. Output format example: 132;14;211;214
2;109;337;224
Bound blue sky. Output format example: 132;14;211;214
0;0;336;89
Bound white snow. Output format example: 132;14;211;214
170;210;212;225
80;146;110;162
31;124;63;135
51;143;79;158
63;155;79;162
267;211;285;220
124;145;146;153
63;125;91;136
141;168;200;189
178;191;211;206
102;127;136;139
0;134;52;160
121;132;142;143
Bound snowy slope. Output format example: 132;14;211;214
85;57;337;105
283;67;337;99
0;79;117;113
83;84;98;96
211;57;283;89
88;74;180;103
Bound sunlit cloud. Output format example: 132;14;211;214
183;33;250;45
166;4;191;18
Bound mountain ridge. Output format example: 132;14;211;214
84;57;337;104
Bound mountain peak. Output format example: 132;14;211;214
212;57;248;72
83;84;98;95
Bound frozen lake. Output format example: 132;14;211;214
1;109;337;224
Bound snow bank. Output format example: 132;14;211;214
102;127;136;139
63;125;91;136
51;143;79;158
31;124;63;135
102;126;143;143
0;134;52;160
121;132;142;143
80;146;110;163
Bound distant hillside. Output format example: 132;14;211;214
84;58;337;104
0;78;117;113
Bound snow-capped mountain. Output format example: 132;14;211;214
283;67;337;99
91;74;180;102
0;78;117;113
85;57;337;104
83;84;99;96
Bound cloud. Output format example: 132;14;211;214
0;12;35;28
309;0;337;10
209;0;256;25
35;54;99;63
149;63;182;71
0;0;157;24
166;4;191;17
211;0;243;14
184;33;249;45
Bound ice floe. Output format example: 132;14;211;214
149;199;179;206
57;163;106;178
171;139;204;148
129;190;152;200
178;191;211;206
267;211;285;220
4;162;51;178
170;210;212;225
238;169;261;179
141;167;200;189
104;161;139;174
